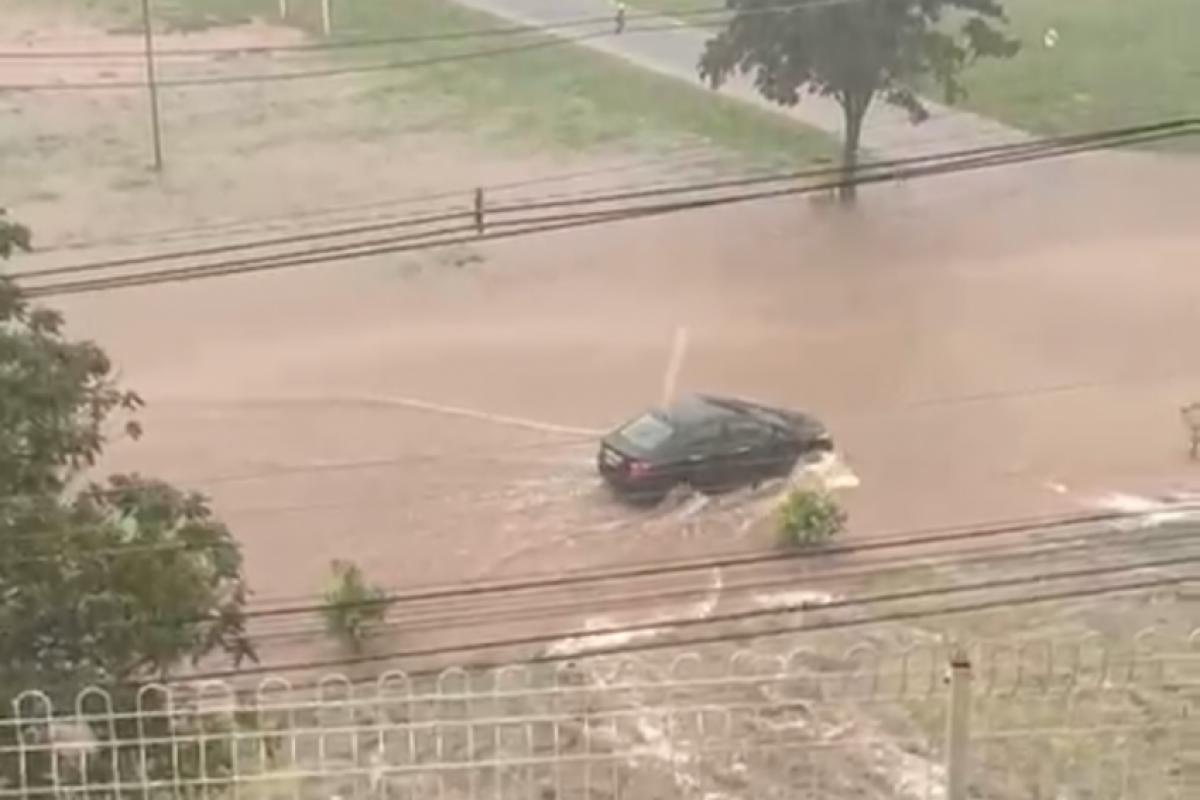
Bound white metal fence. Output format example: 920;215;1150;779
3;634;1199;800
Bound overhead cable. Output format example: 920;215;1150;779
17;119;1197;298
0;504;1170;621
151;555;1200;684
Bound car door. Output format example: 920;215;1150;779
680;419;733;493
723;418;777;487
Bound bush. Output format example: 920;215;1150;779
321;560;394;655
776;488;846;547
1;219;262;794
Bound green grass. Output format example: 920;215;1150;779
636;0;1200;145
328;0;833;158
960;0;1200;136
74;0;833;163
636;0;716;13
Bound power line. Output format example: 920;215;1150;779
15;160;786;279
0;0;1128;94
162;553;1200;684
2;4;991;177
2;128;1190;561
5;503;1186;655
19;124;1069;281
3;1;1150;254
8;123;1182;294
248;508;1190;627
16;118;1197;298
37;571;1180;697
34;145;731;254
0;503;1159;619
239;521;1200;645
442;571;1197;677
3;503;1192;687
9;144;883;280
15;206;465;281
224;507;1186;620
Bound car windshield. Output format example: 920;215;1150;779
617;413;675;451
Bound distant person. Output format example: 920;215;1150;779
615;1;627;34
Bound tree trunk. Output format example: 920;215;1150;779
838;95;870;205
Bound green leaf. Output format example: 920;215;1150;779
0;209;33;260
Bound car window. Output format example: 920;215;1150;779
617;413;675;450
727;419;771;447
681;419;729;455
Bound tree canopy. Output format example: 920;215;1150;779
0;218;257;793
699;0;1019;201
0;209;31;259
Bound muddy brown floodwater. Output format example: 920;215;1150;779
6;3;1200;671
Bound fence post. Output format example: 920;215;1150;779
278;0;287;20
944;649;973;800
320;0;332;35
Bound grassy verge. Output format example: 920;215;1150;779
635;0;1200;149
78;0;834;163
960;0;1199;138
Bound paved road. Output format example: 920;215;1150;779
451;0;1030;158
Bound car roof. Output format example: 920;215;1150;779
662;393;750;425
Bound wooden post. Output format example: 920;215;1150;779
473;188;485;235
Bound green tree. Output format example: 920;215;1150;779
0;218;259;795
0;208;31;258
698;0;1019;202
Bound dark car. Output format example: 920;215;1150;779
597;393;833;505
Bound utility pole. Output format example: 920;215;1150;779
140;0;165;171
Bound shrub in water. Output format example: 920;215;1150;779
321;559;394;654
776;488;846;547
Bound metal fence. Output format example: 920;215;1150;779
2;634;1199;800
